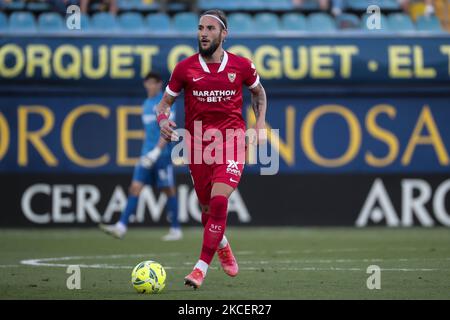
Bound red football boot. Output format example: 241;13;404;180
184;268;205;289
217;243;239;277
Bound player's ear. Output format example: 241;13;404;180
222;28;228;38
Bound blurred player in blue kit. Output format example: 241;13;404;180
100;72;182;241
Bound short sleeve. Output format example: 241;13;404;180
166;62;185;97
242;58;260;89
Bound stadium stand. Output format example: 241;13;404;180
0;0;447;34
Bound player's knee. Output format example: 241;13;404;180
209;195;228;219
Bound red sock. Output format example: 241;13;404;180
199;195;228;265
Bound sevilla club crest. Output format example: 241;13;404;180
228;72;236;83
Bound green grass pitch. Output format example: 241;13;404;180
0;227;449;299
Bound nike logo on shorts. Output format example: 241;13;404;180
230;178;238;183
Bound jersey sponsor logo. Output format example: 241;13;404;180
193;76;205;82
192;90;236;103
227;160;239;169
228;72;236;83
226;160;241;177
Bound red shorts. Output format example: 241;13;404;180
188;160;245;206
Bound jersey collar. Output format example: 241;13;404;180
198;51;228;73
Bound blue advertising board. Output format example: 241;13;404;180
0;35;450;90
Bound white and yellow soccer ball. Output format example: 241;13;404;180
131;260;166;294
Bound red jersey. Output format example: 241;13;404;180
166;51;259;148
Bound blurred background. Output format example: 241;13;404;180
0;0;449;228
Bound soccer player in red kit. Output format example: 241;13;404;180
155;9;267;289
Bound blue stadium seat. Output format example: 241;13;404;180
118;12;145;32
254;13;280;33
281;13;306;31
227;13;253;34
0;12;7;31
360;13;389;32
307;13;336;32
9;11;36;32
416;15;443;32
38;12;65;33
336;13;360;30
146;13;172;33
91;12;119;32
387;13;415;32
173;12;198;33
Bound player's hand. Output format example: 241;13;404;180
159;119;179;142
140;147;161;168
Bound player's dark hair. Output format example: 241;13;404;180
201;9;228;30
144;71;162;82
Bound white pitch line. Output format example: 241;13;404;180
19;254;450;272
0;264;20;268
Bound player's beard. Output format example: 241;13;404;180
198;35;222;58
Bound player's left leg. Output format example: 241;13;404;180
160;186;183;241
155;163;183;241
99;164;150;239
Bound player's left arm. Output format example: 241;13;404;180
249;83;267;143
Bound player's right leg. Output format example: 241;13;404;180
99;165;148;239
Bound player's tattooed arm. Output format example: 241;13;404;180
156;92;179;141
250;83;267;142
249;83;267;125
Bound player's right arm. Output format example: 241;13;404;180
156;92;178;141
156;61;185;141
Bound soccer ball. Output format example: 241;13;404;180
131;260;166;294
